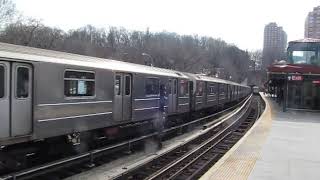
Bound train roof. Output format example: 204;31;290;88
198;75;246;87
0;42;189;78
0;42;248;87
183;73;246;87
198;75;229;84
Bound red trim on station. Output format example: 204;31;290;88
268;64;320;74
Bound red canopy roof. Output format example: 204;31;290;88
268;64;320;74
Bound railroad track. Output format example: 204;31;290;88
149;101;259;180
114;95;263;180
0;96;255;180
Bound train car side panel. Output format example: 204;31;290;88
34;63;113;139
205;82;218;108
132;74;171;122
177;79;190;113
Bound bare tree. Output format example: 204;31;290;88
249;50;262;70
0;21;251;82
0;0;16;28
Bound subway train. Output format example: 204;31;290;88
0;42;251;168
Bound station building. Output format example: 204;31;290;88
267;38;320;110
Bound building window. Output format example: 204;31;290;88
179;80;189;96
64;70;95;97
16;67;29;98
145;78;159;96
0;65;4;98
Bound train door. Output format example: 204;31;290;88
226;84;229;101
168;79;172;113
11;63;33;136
122;74;132;121
227;85;231;101
114;73;132;121
189;81;194;111
230;85;234;101
203;82;207;105
232;86;235;100
168;78;178;113
0;61;10;138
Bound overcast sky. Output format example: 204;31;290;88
15;0;319;51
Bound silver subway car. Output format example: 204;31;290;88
0;42;251;168
182;74;248;113
0;42;193;146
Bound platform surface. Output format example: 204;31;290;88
201;95;320;180
249;99;320;180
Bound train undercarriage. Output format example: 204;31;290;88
0;99;242;174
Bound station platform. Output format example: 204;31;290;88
200;94;320;180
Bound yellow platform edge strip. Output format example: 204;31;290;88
200;93;273;180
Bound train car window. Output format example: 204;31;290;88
16;67;29;98
0;65;4;98
209;83;216;95
174;79;177;94
145;78;159;96
231;86;234;98
219;84;225;95
64;70;95;97
225;84;228;96
125;75;131;95
186;82;189;94
196;81;204;96
168;79;172;94
179;80;189;96
115;75;121;95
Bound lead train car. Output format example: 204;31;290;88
0;43;250;159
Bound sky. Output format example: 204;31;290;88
14;0;320;51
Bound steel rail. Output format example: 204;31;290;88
113;95;253;180
146;98;252;180
177;96;262;180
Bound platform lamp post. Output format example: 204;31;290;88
142;53;154;67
